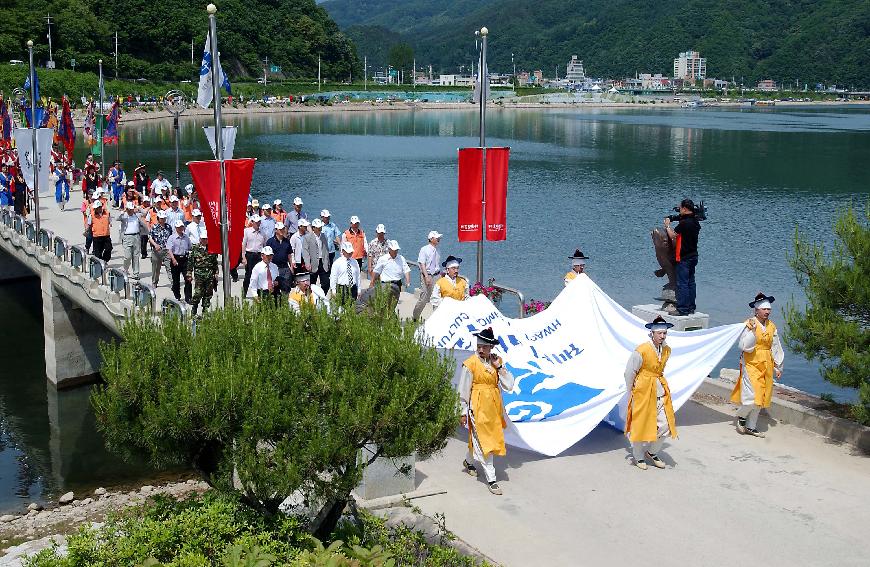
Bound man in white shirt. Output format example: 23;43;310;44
118;201;142;282
413;230;442;320
290;218;310;272
185;209;203;244
165;196;186;228
246;246;280;304
241;216;266;296
149;170;172;198
372;240;411;289
330;241;360;301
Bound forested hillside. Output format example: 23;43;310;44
323;0;870;88
0;0;358;81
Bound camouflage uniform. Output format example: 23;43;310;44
186;242;219;314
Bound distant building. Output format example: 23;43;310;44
703;78;730;90
566;56;586;83
533;70;543;85
639;73;671;90
757;79;778;91
439;74;474;87
673;50;706;81
517;71;531;85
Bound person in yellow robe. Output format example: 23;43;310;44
287;268;328;313
458;327;515;495
431;255;468;308
564;249;589;286
624;315;678;470
731;292;784;438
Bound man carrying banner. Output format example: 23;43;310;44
459;327;515;495
431;255;468;308
624;315;678;470
564;249;589;286
186;227;219;316
731;292;784;438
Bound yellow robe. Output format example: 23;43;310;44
288;288;315;306
625;342;678;443
731;320;777;408
564;271;578;286
464;354;507;458
436;275;467;300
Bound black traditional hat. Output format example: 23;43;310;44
294;267;311;280
473;327;499;345
749;292;775;309
441;255;463;268
569;249;590;260
644;315;674;330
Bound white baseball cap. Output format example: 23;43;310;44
311;218;323;228
320;209;331;217
93;201;103;209
262;203;272;209
341;241;354;254
261;246;274;255
125;202;135;210
273;199;282;205
192;208;202;217
156;210;168;219
293;196;303;205
185;184;194;193
388;240;401;251
427;230;443;240
298;218;310;227
275;221;286;230
142;196;151;202
126;180;134;186
350;215;360;224
174;220;184;228
169;195;180;202
375;223;386;233
251;199;260;207
251;214;262;223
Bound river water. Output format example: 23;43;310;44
0;105;866;512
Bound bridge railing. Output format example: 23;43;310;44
69;245;86;272
88;256;107;285
107;268;129;298
1;210;10;228
13;214;24;235
134;283;158;312
25;220;37;243
37;228;54;250
490;281;526;319
161;297;187;319
53;236;69;261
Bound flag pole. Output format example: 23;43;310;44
476;27;488;284
27;40;41;233
99;59;105;183
207;3;232;304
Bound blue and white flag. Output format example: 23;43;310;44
197;32;232;109
98;69;105;103
420;274;743;456
23;69;40;102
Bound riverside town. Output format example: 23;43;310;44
0;1;867;566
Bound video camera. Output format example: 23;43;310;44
667;200;707;223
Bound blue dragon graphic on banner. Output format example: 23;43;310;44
504;361;603;422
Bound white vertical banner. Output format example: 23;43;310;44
13;128;54;196
203;126;237;160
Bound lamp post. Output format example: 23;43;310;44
476;27;488;284
26;40;41;232
99;59;105;182
164;90;187;193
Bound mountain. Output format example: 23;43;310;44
0;0;357;81
322;0;870;88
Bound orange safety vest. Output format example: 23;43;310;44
344;228;367;260
272;210;287;223
182;200;193;221
90;209;110;237
625;342;677;443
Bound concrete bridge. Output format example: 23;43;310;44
0;189;437;388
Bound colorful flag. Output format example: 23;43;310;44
83;101;96;146
483;147;510;241
45;100;59;137
457;147;484;242
0;97;11;146
23;69;40;102
103;100;120;145
58;96;76;161
197;31;232;109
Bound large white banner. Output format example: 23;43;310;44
420;274;743;456
13;128;54;197
203;126;237;160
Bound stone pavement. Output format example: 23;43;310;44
413;396;870;567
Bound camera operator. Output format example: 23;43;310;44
663;198;701;316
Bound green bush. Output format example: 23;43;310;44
92;297;459;534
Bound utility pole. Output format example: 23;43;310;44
263;56;268;86
413;58;416;89
191;38;195;65
317;54;321;91
45;14;55;68
476;27;489;284
114;31;119;79
512;53;515;82
364;55;367;91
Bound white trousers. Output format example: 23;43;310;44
737;404;762;430
631;395;669;462
467;412;497;483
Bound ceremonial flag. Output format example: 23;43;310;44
202;126;237;160
0;98;11;146
457;147;483;242
23;70;40;103
98;71;105;103
24;106;46;129
186;158;256;266
58;96;76;161
45;101;59;138
12;128;54;197
484;147;509;241
83;101;96;146
473;57;490;104
103;100;120;145
197;32;232;109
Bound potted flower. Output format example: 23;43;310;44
469;277;503;305
522;298;551;315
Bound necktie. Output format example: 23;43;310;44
267;265;273;292
345;260;351;286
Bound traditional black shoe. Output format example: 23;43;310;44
488;481;503;495
635;459;648;470
646;452;666;469
746;428;765;438
736;418;747;435
462;459;477;476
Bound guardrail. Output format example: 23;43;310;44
1;210;10;228
88;256;107;284
107;268;129;297
37;228;54;250
25;220;37;243
53;236;69;261
135;283;158;312
491;281;526;318
69;245;86;272
161;297;187;319
13;215;24;235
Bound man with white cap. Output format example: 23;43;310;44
371;240;411;291
266;222;293;292
166;195;186;228
431;255;469;308
185;209;203;245
259;203;277;239
186;226;219;316
272;199;287;224
458;327;515;495
330;241;360;301
138;195;156;260
624;315;678;470
166;219;192;303
320;209;341;265
306;218;332;295
731;292;784;438
288;267;327;312
412;230;443;320
246;246;280;304
147;210;173;286
565;249;590;286
341;215;368;270
149;170;171;198
286;196;307;235
89;199;113;262
290;218;310;272
118;201;143;283
241;215;266;296
367;224;389;282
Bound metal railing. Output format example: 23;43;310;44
53;236;69;261
70;245;86;272
107;268;129;297
490;281;526;318
161;297;187;319
24;220;37;242
13;215;24;234
135;283;158;312
37;228;54;250
88;256;107;284
1;210;10;227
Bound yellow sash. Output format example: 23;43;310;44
625;342;678;443
436;276;467;301
730;320;777;408
464;354;507;458
288;288;315;306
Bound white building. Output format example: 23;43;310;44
673;50;706;81
439;74;474;87
566;55;586;83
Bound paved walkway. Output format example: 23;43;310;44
414;396;870;567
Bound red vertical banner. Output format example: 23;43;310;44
457;147;483;242
187;158;256;267
484;147;510;241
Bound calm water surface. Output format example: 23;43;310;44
1;106;866;511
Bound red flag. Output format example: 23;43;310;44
457;148;483;242
58;96;76;162
484;147;510;241
187;158;256;267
